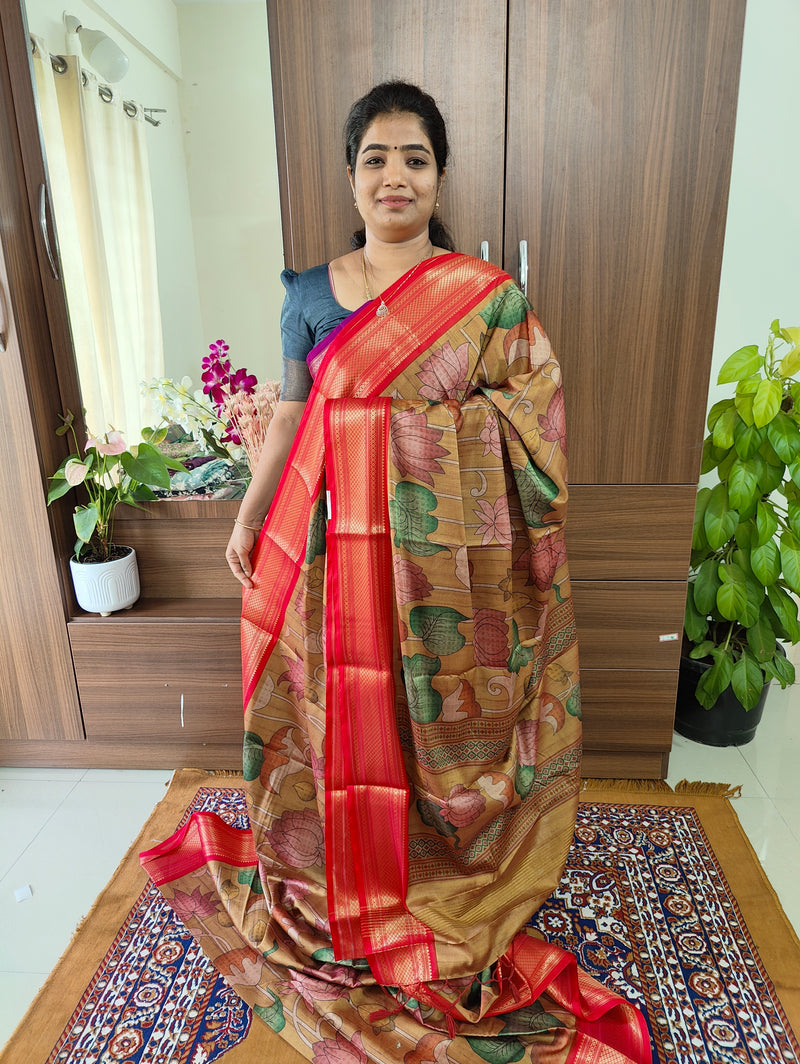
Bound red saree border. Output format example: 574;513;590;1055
240;253;508;706
140;810;256;887
322;397;437;986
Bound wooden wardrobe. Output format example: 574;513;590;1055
0;0;745;777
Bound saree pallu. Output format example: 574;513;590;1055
141;254;651;1064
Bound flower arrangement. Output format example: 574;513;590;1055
142;340;280;478
47;411;183;562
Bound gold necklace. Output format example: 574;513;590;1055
361;244;432;318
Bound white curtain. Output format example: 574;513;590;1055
31;38;164;443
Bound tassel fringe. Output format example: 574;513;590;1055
581;777;741;799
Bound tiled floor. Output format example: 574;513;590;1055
1;687;798;1049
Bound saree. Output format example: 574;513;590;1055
141;254;651;1064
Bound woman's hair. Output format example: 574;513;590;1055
344;80;456;251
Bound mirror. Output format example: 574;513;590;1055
21;0;286;486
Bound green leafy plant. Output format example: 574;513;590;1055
47;411;183;562
684;320;800;709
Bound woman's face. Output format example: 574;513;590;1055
349;112;442;244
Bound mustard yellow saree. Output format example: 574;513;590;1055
141;254;650;1064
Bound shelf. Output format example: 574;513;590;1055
69;597;241;623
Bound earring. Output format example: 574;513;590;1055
434;200;440;213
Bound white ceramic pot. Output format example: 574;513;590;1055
69;546;140;616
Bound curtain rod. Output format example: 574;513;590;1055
30;37;164;127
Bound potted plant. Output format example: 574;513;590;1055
678;319;800;745
47;411;182;616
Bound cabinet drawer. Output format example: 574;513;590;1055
580;668;677;750
567;485;696;580
571;580;686;671
69;622;243;743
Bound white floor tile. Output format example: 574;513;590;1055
83;768;173;785
0;779;76;881
0;777;170;975
0;970;49;1048
0;767;86;782
666;732;767;798
732;796;800;933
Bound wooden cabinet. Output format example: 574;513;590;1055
0;0;746;777
266;0;746;776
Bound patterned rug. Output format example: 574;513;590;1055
2;771;798;1064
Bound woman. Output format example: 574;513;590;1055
142;82;650;1064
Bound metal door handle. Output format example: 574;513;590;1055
479;240;489;261
519;240;528;297
38;184;59;280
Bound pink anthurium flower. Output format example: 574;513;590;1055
86;431;127;455
64;458;89;486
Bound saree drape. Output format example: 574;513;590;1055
141;255;651;1064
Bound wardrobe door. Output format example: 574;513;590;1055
0;16;83;742
505;0;746;486
266;0;508;270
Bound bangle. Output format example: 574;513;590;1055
234;518;262;532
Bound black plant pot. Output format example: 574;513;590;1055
675;655;771;747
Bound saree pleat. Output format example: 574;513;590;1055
141;255;651;1064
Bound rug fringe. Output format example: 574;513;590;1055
204;769;244;778
581;778;741;798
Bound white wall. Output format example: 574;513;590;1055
706;0;800;414
176;2;284;381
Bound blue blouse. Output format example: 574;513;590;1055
280;265;351;401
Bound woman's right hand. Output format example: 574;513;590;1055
226;522;259;589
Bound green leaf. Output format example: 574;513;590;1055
242;730;264;782
141;424;168;445
389;482;448;557
717;344;762;384
511;461;559;528
727;458;760;513
766;585;800;643
780;532;800;595
764;649;795;687
711;405;738;449
305;495;327;563
691;487;712;550
684;594;709;642
787;500;800;538
707;398;735;431
694;653;733;709
766;411;800;462
752;378;782;428
120;441;171;489
755;501;779;546
47;476;74;503
750;539;781;585
508;618;534;674
716;563;747;620
73;505;99;544
464;1037;526;1064
778;346;800;379
692;559;721;616
479;286;530;330
731;649;765;710
746;612;776;662
253;991;285;1033
741;572;765;627
735;391;754;426
408;606;467;656
688;640;715;660
733;419;766;460
703;483;737;549
402;653;442;723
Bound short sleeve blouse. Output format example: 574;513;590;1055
279;265;352;401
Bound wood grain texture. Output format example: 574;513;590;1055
69;622;242;743
566;484;696;580
0;15;82;741
0;739;243;769
266;0;507;268
580;668;677;749
505;0;746;483
571;580;686;670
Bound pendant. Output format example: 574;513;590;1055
376;300;389;317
